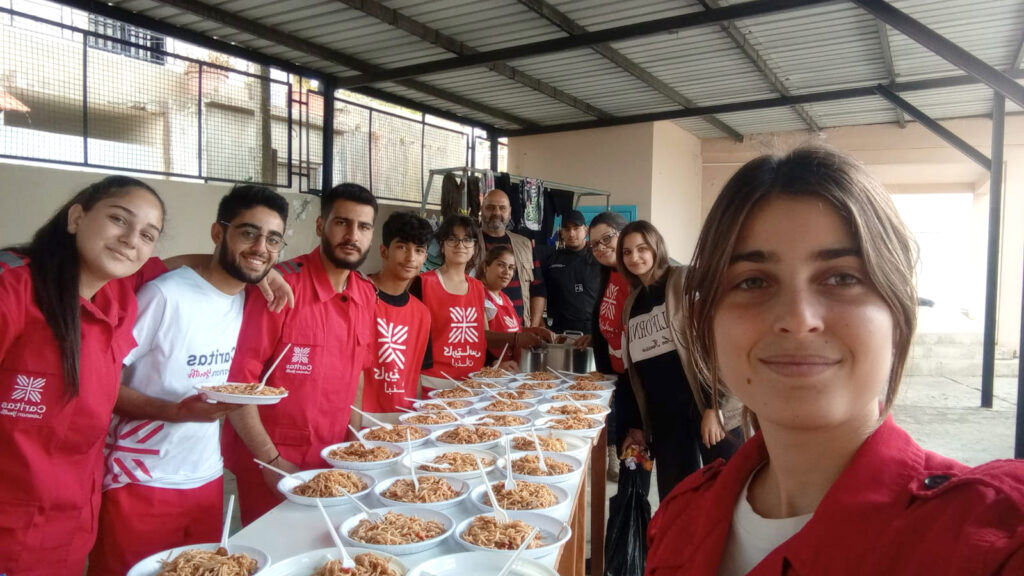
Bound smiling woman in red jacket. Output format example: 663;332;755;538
0;177;166;576
644;147;1024;576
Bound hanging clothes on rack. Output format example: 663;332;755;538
483;170;495;193
441;172;462;218
522;177;544;232
542;188;577;244
467;175;482;220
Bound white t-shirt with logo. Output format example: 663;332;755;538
103;267;244;490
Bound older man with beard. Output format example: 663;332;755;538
87;185;289;576
478;189;547;328
222;183;378;525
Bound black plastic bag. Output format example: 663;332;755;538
604;465;652;576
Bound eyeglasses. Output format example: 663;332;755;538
218;221;287;253
589;231;618;250
444;236;477;247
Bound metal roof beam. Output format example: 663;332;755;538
1012;29;1024;71
873;85;990;170
501;69;1024;137
335;0;611;119
851;0;1024;109
336;0;838;88
517;0;744;142
700;0;820;132
876;21;906;128
145;0;537;128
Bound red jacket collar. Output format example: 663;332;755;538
306;246;369;305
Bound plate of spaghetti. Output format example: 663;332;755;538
277;469;375;506
401;447;498;479
534;415;604;437
517;371;560;382
195;383;288;405
494;389;543;401
463;413;533;432
374;475;469;509
459;379;501;390
340;507;455;555
537;401;611;418
397;411;459;430
411;399;475;414
472;399;536;416
510;380;561;391
498;452;583;484
545;391;603;404
427;387;483;401
321;441;404;471
565;381;615;394
455;512;570;558
359;425;431;447
468;368;517;384
506;432;590;461
127;543;269;576
405;552;557;576
470;480;569;513
257;547;406;576
430;425;504;449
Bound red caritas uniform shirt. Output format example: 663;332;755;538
361;290;430;414
419;270;487;381
646;415;1024;576
486;289;519;359
598;271;629;374
222;247;374;522
0;252;165;576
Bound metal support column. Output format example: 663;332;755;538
490;134;499;172
981;93;1005;408
320;78;336;194
1017;267;1024;457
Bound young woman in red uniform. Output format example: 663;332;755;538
0;176;166;576
646;147;1024;575
414;215;488;392
480;245;554;366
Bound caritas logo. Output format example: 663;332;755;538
285;346;313;375
1;375;48;420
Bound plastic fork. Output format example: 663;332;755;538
335;483;384;523
404;397;467;424
255;343;292;391
528;426;549;473
252;457;301;481
218;494;234;553
493;343;508;368
406;430;419;492
316;499;355;570
350;406;392;429
496;526;541;576
503;436;517;491
476;456;508;523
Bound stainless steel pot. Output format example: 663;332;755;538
518;331;595;373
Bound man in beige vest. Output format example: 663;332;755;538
479;189;546;327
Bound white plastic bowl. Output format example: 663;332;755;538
505;431;591;462
462;412;534;433
277;469;375;506
412;398;476;414
454;511;571;558
469;480;570;514
497;452;583;484
128;543;270;576
429;425;504;450
536;401;611;419
257;547;406;576
373;475;470;510
428;388;485;402
471;399;536;416
534;415;604;438
398;411;461;431
358;425;432;448
339;506;455;555
400;446;499;479
321;441;404;471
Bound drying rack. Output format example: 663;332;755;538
421;166;611;212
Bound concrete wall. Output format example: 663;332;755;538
651;121;703;263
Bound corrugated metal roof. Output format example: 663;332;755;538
90;0;1024;139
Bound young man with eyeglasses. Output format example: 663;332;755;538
536;210;602;334
222;183;378;526
88;185;289;576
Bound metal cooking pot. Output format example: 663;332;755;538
518;331;595;374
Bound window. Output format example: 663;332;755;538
86;14;164;65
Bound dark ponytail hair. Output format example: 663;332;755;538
17;176;163;398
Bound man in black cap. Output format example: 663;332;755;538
536;210;602;334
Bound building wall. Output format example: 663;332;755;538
651;121;703;262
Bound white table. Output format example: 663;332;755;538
230;430;604;575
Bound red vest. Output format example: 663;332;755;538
486;290;520;359
598;271;629;374
420;270;487;380
361;292;430;413
0;254;166;576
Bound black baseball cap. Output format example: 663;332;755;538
562;210;586;227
